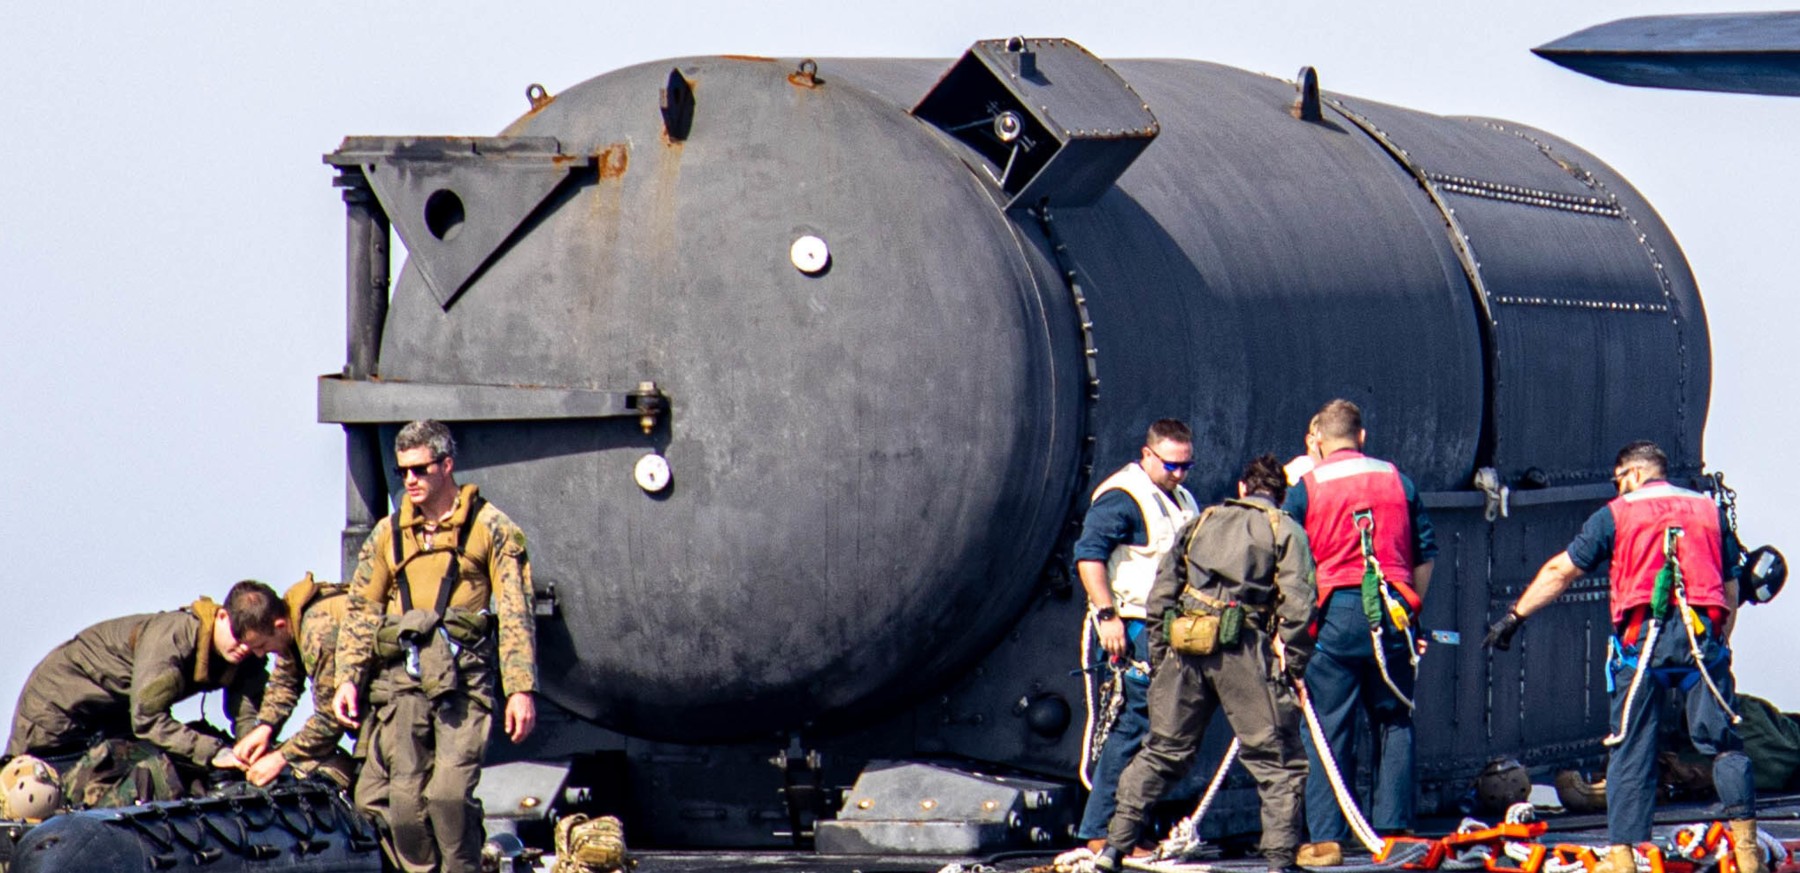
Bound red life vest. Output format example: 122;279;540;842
1606;481;1726;625
1301;450;1422;610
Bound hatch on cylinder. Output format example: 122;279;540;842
913;37;1159;208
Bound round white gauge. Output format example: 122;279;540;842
790;234;830;274
634;452;671;493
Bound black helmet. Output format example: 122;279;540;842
1475;757;1531;817
1741;545;1787;605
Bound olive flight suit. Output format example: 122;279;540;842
6;598;268;806
336;484;538;873
1107;496;1318;868
255;575;356;785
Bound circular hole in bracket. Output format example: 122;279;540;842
424;189;466;242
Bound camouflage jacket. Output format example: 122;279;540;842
256;578;351;762
1149;496;1319;669
5;601;267;767
337;484;538;698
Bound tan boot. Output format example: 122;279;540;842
1593;845;1637;873
1730;820;1766;873
1297;842;1343;868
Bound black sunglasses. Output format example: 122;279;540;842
393;458;443;479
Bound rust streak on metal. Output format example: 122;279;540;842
597;144;630;179
720;54;778;62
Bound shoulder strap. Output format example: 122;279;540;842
1182;506;1220;556
394;517;416;613
395;492;490;614
435;495;488;616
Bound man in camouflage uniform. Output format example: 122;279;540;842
231;573;356;788
5;581;291;807
331;419;538;873
1099;455;1318;873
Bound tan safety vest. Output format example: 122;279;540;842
1091;462;1199;619
377;484;498;616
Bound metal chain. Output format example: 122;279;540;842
1707;471;1740;536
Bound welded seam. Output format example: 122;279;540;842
1476;120;1691;465
1425;173;1623;217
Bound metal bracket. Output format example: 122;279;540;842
317;375;667;426
1473;467;1511;521
533;580;559;618
769;737;827;845
324;136;597;309
1291;66;1323;121
913;37;1158;208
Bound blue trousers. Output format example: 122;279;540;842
1077;622;1152;841
1606;618;1753;845
1302;591;1415;842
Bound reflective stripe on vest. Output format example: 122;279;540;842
1090;462;1200;619
1301;452;1420;609
1608;482;1727;625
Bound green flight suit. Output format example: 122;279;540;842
1108;496;1318;867
6;599;267;806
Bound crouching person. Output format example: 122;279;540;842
5;581;290;807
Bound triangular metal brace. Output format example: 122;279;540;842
327;136;597;309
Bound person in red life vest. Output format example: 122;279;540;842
1071;418;1202;855
1283;400;1435;867
1486;441;1759;873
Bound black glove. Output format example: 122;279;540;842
1284;656;1308;686
1484;610;1525;651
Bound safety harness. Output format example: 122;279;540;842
1151;504;1389;862
392;492;487;617
1353;509;1418;710
1604;526;1740;748
1083;502;1289;789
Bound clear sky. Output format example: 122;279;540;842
4;1;1798;741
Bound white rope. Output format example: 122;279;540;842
1080;614;1098;790
1152;738;1240;861
1603;617;1659;747
1298;683;1384;853
1357;515;1415;711
1369;626;1416;711
1675;591;1740;725
1124;856;1225;873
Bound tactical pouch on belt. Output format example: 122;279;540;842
1217;603;1245;647
374;608;492;660
1167;609;1220;656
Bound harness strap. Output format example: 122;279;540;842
1608;526;1740;747
1354;509;1418;709
1178;502;1285;609
395;495;487;614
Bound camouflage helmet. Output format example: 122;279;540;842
1;755;63;822
1475;757;1530;817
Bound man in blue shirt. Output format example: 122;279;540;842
1486;441;1757;873
1283;400;1435;865
1071;419;1201;855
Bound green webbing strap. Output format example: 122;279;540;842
1354;509;1385;628
1652;526;1683;620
